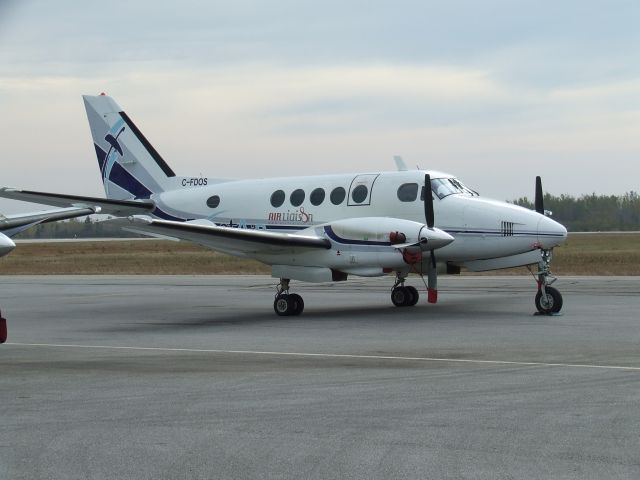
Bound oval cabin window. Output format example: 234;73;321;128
330;187;346;205
310;188;325;206
271;190;285;207
351;185;368;204
206;195;220;208
290;189;305;207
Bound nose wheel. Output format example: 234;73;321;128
533;249;563;315
535;286;563;314
273;279;304;316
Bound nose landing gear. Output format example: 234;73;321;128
533;249;563;315
273;278;304;316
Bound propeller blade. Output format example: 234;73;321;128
535;176;544;214
424;174;434;228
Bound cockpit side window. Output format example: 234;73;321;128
431;178;457;199
429;177;478;199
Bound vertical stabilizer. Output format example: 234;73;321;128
83;94;176;200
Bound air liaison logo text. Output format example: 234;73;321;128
268;207;313;223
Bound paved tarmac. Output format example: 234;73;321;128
1;275;639;479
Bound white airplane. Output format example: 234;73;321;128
0;93;567;318
0;206;96;342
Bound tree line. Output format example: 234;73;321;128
512;192;640;231
14;216;141;239
12;191;640;238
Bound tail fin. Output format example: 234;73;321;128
83;94;176;200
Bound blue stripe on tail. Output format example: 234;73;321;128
108;163;153;199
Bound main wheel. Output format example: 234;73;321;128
274;294;294;316
405;286;419;306
289;293;304;315
535;286;563;314
391;287;410;307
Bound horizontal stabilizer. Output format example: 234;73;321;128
0;188;155;217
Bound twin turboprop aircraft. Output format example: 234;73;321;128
0;93;568;320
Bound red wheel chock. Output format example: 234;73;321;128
0;311;7;343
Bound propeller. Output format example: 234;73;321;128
424;174;435;229
423;174;438;303
535;176;544;215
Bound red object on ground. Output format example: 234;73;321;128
0;315;7;343
428;288;438;304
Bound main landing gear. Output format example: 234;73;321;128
273;278;304;316
390;275;419;307
533;249;563;315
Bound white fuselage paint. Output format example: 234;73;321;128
150;170;567;272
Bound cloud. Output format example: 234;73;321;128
0;0;638;214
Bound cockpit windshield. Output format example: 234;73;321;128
430;177;478;199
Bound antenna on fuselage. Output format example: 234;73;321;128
393;155;408;171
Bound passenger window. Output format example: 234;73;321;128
310;188;325;206
330;187;346;205
397;183;418;202
290;189;305;207
206;195;220;208
351;185;368;204
271;190;285;207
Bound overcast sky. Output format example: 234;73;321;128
1;0;638;213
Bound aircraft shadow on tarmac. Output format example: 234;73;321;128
91;296;540;334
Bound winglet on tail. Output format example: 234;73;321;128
83;94;176;201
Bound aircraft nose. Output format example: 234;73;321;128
537;215;567;249
0;233;16;257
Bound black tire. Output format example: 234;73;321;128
391;287;409;307
289;294;304;315
535;286;563;314
274;294;293;316
405;286;419;306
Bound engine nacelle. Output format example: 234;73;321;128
321;217;426;246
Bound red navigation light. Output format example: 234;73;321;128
100;92;107;96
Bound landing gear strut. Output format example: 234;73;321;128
273;278;304;316
534;249;563;315
391;275;419;307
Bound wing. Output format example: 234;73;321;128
0;207;96;237
118;217;330;256
0;188;155;217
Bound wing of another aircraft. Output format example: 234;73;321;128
0;188;155;217
117;217;330;256
0;207;96;236
0;205;99;257
0;207;96;232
